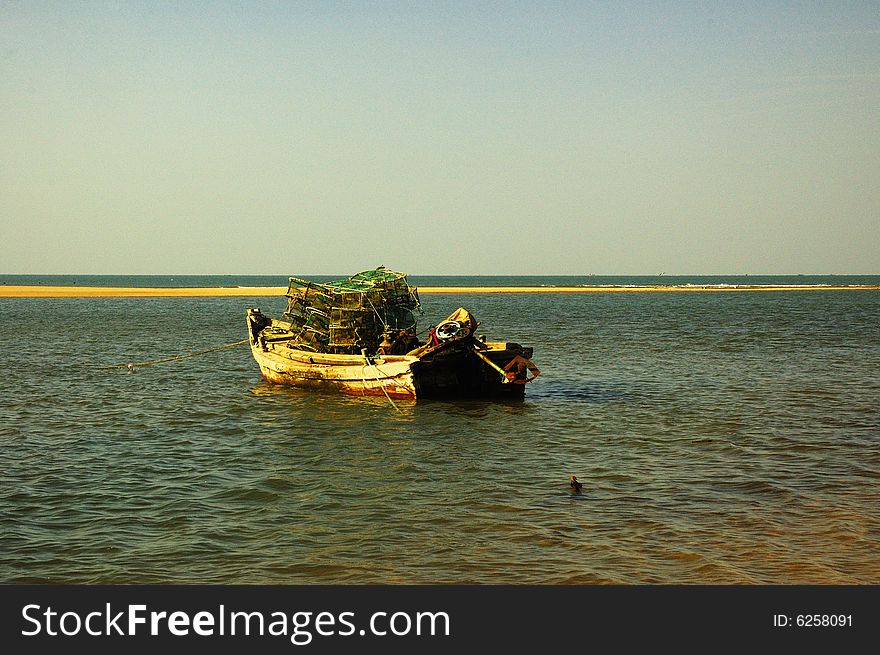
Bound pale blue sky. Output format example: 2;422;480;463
2;1;878;274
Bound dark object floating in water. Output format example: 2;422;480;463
246;266;540;400
570;475;583;493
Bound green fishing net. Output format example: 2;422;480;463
282;267;422;353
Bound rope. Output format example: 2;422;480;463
365;295;389;331
361;359;400;411
99;338;249;370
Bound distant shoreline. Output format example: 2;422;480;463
1;285;878;298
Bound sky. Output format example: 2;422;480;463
1;1;878;274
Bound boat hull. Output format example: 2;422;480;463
410;353;527;399
250;342;419;399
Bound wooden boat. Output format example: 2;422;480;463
246;268;539;400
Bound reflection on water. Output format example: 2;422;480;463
533;379;639;402
1;291;879;583
249;381;418;420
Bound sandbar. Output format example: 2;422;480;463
1;285;878;298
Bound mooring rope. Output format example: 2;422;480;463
99;338;249;370
360;359;401;412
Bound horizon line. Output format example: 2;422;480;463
2;272;878;277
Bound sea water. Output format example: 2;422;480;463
1;278;878;583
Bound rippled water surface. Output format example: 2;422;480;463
2;287;879;583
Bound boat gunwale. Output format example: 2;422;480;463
263;344;420;367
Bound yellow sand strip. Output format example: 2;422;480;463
0;286;288;298
0;285;878;298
